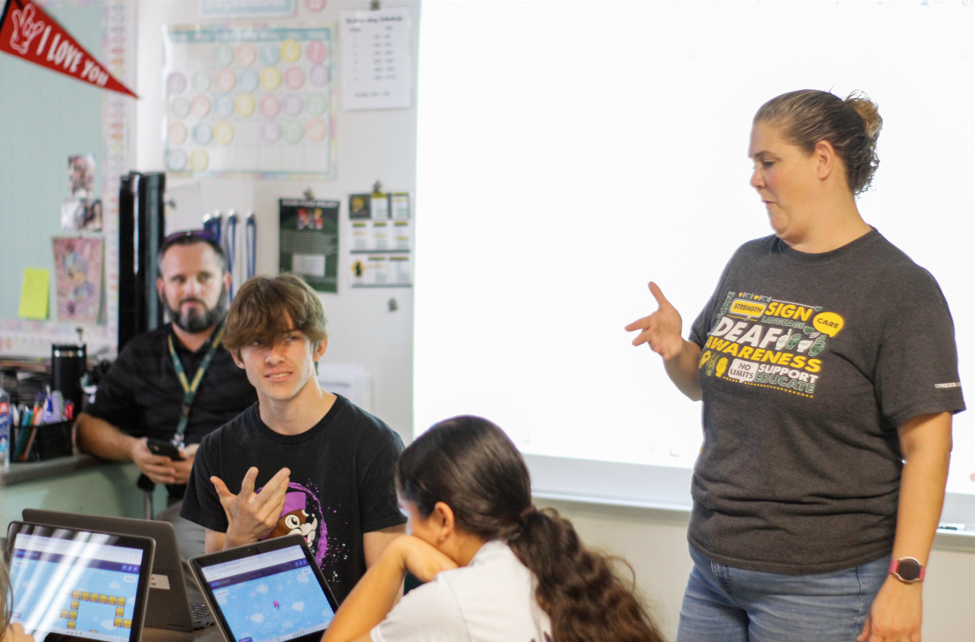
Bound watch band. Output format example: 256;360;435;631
889;557;925;582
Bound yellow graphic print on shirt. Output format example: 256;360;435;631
699;291;845;398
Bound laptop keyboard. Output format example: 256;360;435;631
191;601;214;628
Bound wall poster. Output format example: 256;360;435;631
53;237;103;323
279;198;339;293
163;25;336;180
348;191;412;288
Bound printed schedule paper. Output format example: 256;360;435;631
339;8;412;110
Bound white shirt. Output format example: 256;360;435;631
372;540;552;642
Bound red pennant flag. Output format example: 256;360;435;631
0;0;137;98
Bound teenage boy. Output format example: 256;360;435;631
180;273;406;602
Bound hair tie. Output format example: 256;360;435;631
519;504;537;523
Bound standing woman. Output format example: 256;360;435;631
323;415;664;642
626;89;964;642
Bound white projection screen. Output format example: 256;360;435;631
414;1;975;523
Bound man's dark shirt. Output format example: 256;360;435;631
84;323;257;496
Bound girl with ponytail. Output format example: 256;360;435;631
323;415;664;642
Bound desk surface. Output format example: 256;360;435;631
1;453;101;486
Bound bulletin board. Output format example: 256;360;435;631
162;25;336;181
0;0;133;357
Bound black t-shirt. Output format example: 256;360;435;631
180;395;407;602
687;230;965;574
84;324;257;496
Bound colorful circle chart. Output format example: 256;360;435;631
283;121;304;144
261;120;281;143
309;65;329;87
192;71;211;93
214;94;235;118
284;67;305;90
261;94;281;118
215;69;236;93
213;44;234;68
281;39;301;63
170;97;190;119
260;44;280;66
236;43;257;67
306;41;327;65
213;122;235;145
166;149;187;171
168;122;187;145
191;95;212;118
261;67;282;91
306;118;327;142
305;94;327;116
167;72;186;94
164;27;335;177
239;69;259;93
283;94;303;117
235;94;256;117
193;123;213;145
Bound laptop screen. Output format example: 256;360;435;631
9;529;149;642
198;542;336;642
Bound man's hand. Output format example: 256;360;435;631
169;443;199;485
211;466;291;549
858;576;922;642
625;282;685;360
130;438;179;485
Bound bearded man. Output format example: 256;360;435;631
77;230;257;558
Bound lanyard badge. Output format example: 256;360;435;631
168;323;226;441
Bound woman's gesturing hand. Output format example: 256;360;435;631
625;282;685;360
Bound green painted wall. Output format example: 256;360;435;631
0;3;104;321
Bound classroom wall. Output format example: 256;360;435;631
105;2;975;640
132;0;420;439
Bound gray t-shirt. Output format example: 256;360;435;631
688;230;965;574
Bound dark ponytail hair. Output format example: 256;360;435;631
397;416;664;642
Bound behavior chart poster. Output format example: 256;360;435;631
163;25;336;180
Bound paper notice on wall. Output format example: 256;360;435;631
317;363;373;412
391;220;411;251
339;8;412;110
348;254;412;288
348;190;412;288
390;192;410;219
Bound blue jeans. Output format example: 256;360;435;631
676;546;890;642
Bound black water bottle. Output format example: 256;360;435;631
51;344;87;413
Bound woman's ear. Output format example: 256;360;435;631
814;139;837;181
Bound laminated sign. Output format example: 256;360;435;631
0;0;137;97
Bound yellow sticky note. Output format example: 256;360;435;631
18;268;50;320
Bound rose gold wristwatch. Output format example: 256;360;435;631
889;557;925;583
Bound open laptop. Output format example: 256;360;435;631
23;509;214;632
5;521;155;642
189;534;339;642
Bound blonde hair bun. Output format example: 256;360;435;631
845;91;883;141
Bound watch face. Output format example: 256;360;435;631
896;558;922;581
